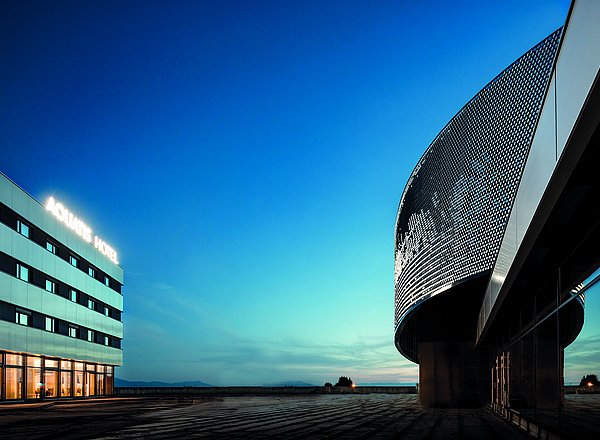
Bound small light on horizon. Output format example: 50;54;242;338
588;382;594;387
351;383;357;388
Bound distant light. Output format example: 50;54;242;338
588;382;594;387
351;383;357;388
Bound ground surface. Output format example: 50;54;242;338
0;394;532;439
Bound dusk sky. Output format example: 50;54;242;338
4;0;593;386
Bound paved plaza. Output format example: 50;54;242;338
0;394;532;439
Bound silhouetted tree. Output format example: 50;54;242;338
324;382;333;387
579;374;600;387
334;376;353;387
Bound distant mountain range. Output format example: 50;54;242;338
263;381;316;387
115;378;213;387
115;378;317;387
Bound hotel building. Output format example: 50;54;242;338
0;172;123;400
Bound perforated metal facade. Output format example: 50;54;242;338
394;30;562;361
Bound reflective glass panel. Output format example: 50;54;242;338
16;311;29;326
17;220;29;237
45;279;55;293
45;317;55;332
17;264;28;282
106;375;114;395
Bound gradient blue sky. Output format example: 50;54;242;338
2;0;586;386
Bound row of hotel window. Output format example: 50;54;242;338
0;202;121;294
0;352;114;400
0;250;121;321
0;300;121;349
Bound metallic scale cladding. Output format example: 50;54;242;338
394;30;562;362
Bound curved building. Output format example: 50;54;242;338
395;29;561;364
395;0;600;417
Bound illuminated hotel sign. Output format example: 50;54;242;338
45;197;119;264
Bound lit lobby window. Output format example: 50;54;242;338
5;356;23;400
44;360;59;398
26;356;42;399
74;363;84;397
61;360;72;397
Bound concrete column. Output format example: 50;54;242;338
419;340;489;408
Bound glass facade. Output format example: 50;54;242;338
0;351;114;400
491;272;600;437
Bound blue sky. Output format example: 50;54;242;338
0;1;582;386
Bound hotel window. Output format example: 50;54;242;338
70;255;78;267
17;219;29;238
16;263;29;282
68;325;78;338
88;266;96;278
88;330;94;343
70;289;78;302
46;241;56;254
45;279;56;293
88;299;95;310
45;317;55;332
16;310;30;326
104;336;109;346
104;306;110;317
104;275;110;287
